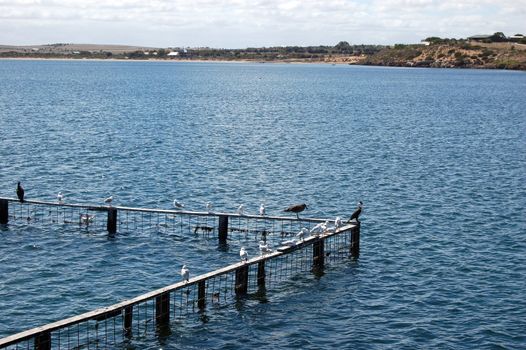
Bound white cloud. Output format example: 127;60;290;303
0;0;524;47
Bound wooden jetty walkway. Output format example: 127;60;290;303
0;197;360;350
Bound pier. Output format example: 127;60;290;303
0;197;360;349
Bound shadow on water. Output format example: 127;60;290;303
312;266;326;279
155;323;173;346
216;241;230;253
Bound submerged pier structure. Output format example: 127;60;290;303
0;197;360;349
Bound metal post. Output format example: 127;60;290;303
107;207;117;234
235;265;249;295
34;331;51;350
198;280;206;309
350;224;360;258
155;292;170;325
313;238;325;267
218;215;228;242
124;306;133;336
0;199;8;224
257;261;266;287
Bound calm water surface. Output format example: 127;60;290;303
0;60;525;349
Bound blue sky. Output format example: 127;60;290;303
1;0;524;48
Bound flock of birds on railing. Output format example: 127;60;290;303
15;182;363;284
179;201;363;283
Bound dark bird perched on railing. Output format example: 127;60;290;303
284;203;307;219
348;201;363;223
16;182;24;202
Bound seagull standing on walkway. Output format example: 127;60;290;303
284;203;307;219
16;182;24;202
259;241;272;255
310;221;326;236
240;247;248;262
335;216;343;228
296;227;309;242
57;192;64;204
181;265;190;282
206;201;213;213
237;204;245;216
259;203;265;216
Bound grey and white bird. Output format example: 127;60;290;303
104;196;113;205
237;204;245;216
240;247;248;262
57;192;64;203
259;241;272;254
296;227;309;242
284;203;307;219
181;265;190;282
349;201;364;223
206;201;213;212
259;203;265;216
335;216;343;228
173;200;185;209
281;239;296;247
80;213;95;225
310;221;327;236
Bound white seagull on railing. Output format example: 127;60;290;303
206;201;213;213
104;196;113;206
296;227;309;242
240;247;248;262
259;203;265;216
237;204;245;215
335;216;343;228
310;221;326;236
181;265;189;282
259;241;272;254
57;192;64;203
173;200;185;209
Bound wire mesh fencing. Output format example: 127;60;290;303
0;197;359;350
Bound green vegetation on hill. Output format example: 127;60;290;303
1;34;525;70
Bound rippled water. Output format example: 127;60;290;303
0;60;525;349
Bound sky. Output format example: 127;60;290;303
0;0;525;48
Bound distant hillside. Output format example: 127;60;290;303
363;42;526;70
1;40;526;70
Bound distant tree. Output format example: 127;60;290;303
334;41;352;53
490;32;507;42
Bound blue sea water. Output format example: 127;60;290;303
0;60;525;349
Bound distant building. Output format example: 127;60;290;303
509;34;525;42
420;40;431;46
167;51;179;57
468;34;493;42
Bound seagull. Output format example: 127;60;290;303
281;239;296;247
206;201;213;213
349;201;364;223
173;200;185;209
181;265;190;282
16;182;25;202
237;204;245;216
104;196;113;206
57;192;64;203
240;247;248;262
335;216;343;228
80;213;95;225
259;241;272;254
296;227;309;242
310;221;327;236
259;203;265;216
324;220;335;233
284;203;307;219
